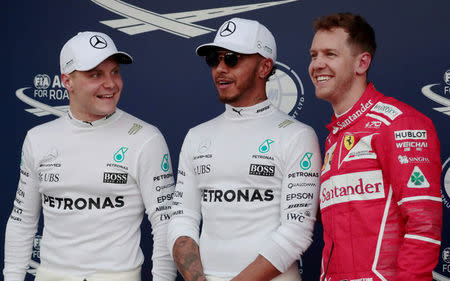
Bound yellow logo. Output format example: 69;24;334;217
344;135;355;150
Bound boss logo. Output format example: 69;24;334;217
249;164;275;176
103;172;128;184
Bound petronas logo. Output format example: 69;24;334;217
114;147;128;163
300;152;313;170
161;154;170;172
259;139;274;153
407;166;430;188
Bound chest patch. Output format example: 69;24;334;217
338;133;378;168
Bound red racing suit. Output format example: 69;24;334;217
319;83;442;281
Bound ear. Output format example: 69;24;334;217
61;73;73;91
355;52;372;75
258;58;274;79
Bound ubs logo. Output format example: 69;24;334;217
194;164;211;175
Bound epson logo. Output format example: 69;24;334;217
394;130;427;140
249;164;275;176
286;192;314;201
103;172;128;184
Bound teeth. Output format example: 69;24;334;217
101;95;113;98
317;76;330;82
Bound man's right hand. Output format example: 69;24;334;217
173;236;207;281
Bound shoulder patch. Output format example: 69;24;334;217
278;119;294;128
128;123;143;135
371;102;403;120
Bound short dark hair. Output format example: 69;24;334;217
313;13;376;58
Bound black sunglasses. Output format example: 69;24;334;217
205;51;242;68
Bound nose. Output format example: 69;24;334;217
214;56;229;73
310;56;326;70
102;73;116;88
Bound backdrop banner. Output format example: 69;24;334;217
3;1;450;280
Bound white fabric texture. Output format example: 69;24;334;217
206;263;301;281
34;266;141;281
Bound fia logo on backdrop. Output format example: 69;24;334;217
422;69;450;117
16;74;69;118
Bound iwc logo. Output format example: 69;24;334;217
422;68;450;117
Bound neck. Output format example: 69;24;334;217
69;105;113;122
331;79;368;115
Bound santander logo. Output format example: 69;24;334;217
320;170;385;209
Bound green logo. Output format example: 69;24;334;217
161;154;170;172
410;171;425;186
300;152;313;170
407;166;430;188
259;139;274;153
114;147;128;163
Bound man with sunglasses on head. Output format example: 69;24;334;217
167;18;321;281
4;31;177;281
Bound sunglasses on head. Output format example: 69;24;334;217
205;51;242;68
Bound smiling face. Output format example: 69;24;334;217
62;57;123;121
211;49;272;107
309;28;360;106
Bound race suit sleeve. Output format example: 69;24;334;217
259;126;322;272
377;115;442;280
137;132;177;281
3;134;42;281
167;130;202;256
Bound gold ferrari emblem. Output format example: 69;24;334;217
344;135;355;150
